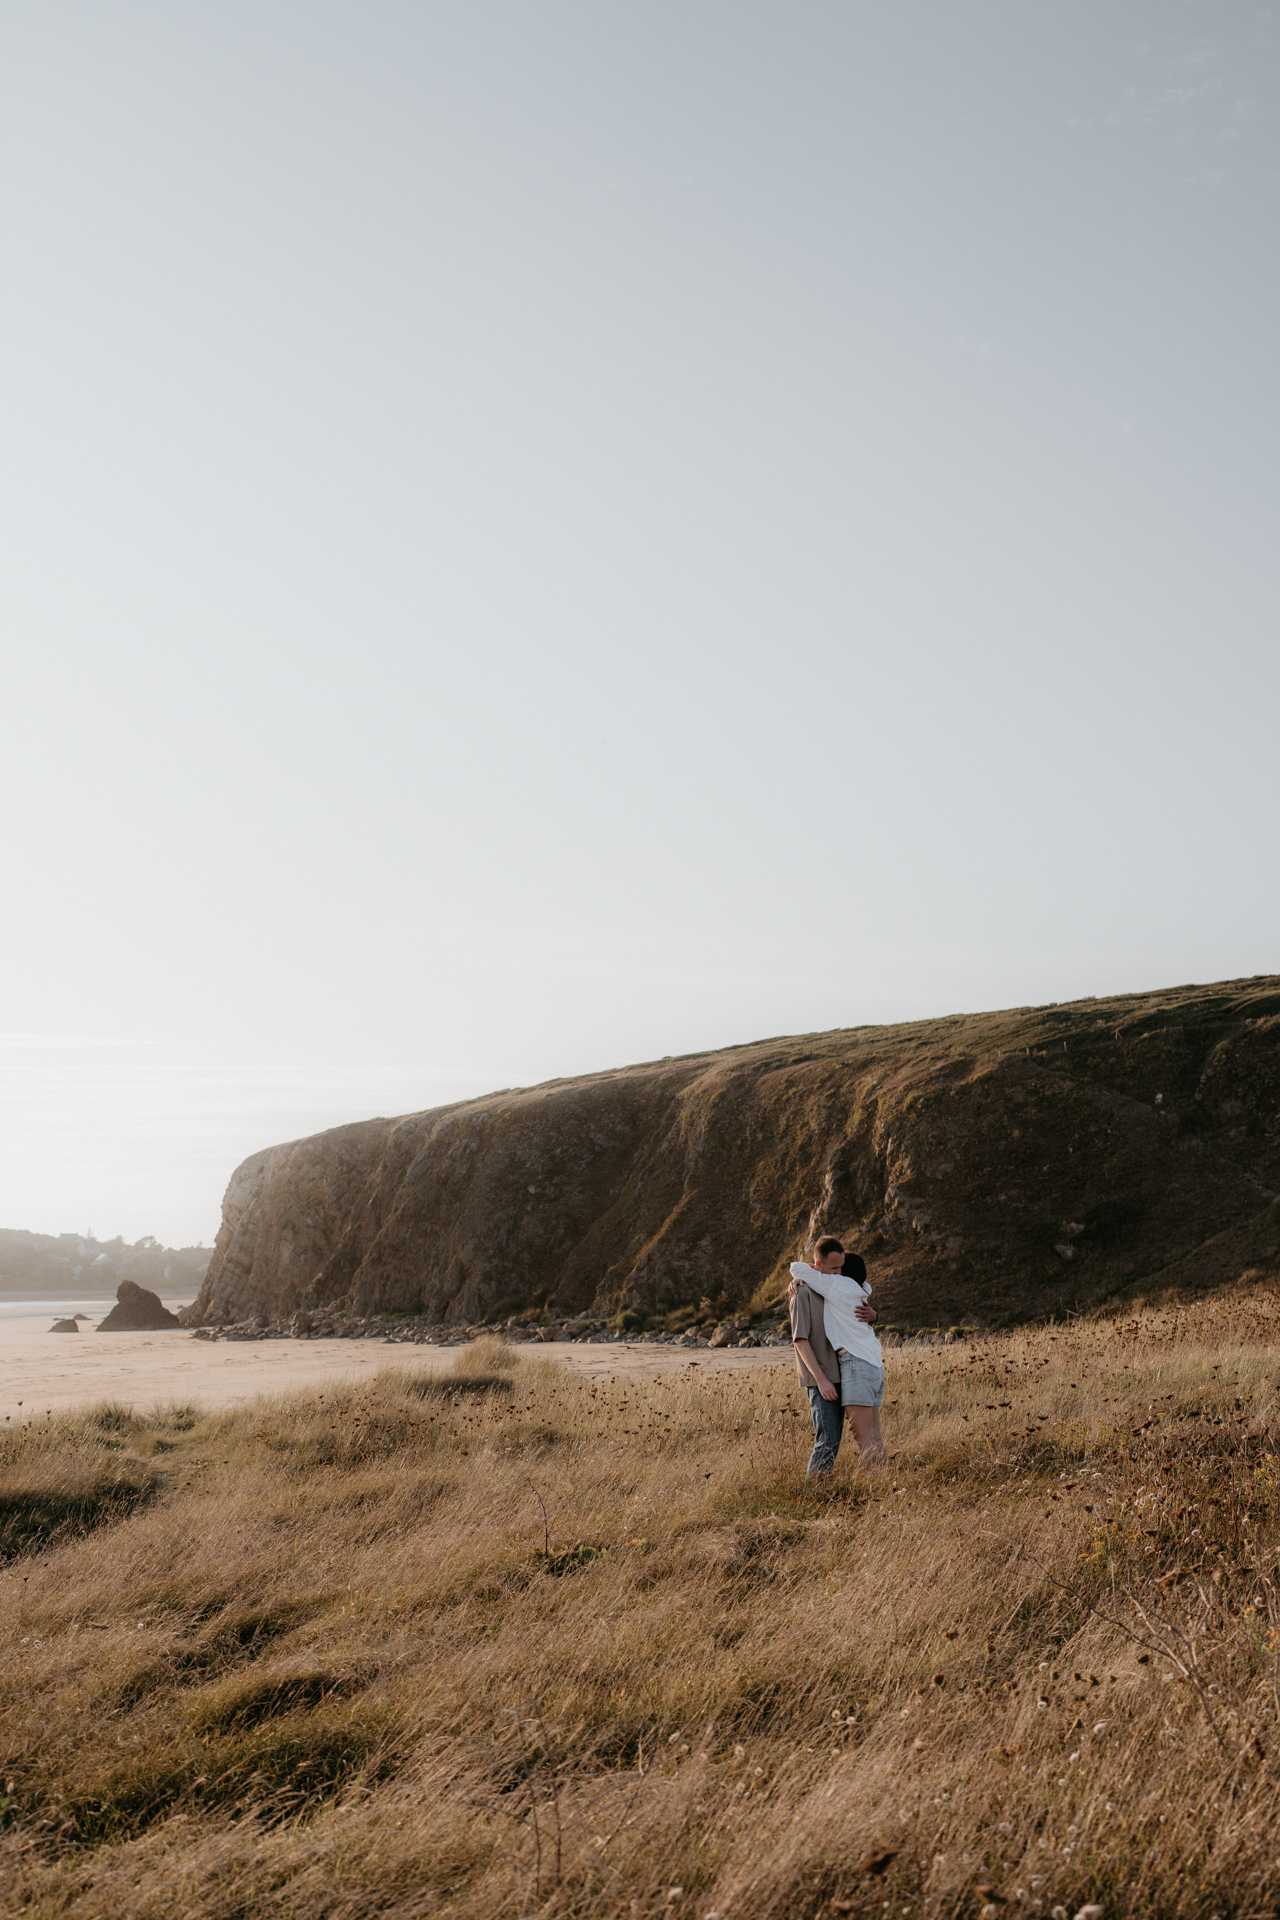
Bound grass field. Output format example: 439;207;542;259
4;1293;1280;1919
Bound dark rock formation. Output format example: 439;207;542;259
96;1280;181;1331
186;977;1280;1332
49;1318;79;1332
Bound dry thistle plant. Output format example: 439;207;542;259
2;1289;1280;1917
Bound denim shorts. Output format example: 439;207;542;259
839;1354;885;1408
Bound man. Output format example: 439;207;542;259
790;1235;879;1477
790;1235;886;1469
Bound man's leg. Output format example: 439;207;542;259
844;1405;886;1467
805;1382;843;1478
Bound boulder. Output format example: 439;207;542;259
50;1317;79;1332
96;1280;181;1331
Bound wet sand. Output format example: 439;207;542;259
0;1329;793;1423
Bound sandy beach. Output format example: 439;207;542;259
0;1327;792;1423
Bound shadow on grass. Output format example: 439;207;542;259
400;1374;515;1400
61;1708;399;1845
117;1599;332;1706
190;1665;374;1733
716;1463;870;1523
0;1460;158;1561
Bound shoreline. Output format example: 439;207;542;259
0;1330;794;1422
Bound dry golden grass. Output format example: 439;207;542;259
4;1302;1280;1917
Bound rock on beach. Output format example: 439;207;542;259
97;1280;181;1331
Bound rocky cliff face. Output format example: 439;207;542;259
188;977;1280;1330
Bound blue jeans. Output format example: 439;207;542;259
804;1380;843;1478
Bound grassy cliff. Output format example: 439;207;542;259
189;976;1280;1332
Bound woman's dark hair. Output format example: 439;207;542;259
840;1251;867;1285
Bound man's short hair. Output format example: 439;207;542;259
814;1235;845;1258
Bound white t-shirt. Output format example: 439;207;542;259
789;1262;883;1367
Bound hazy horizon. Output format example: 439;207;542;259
3;3;1277;1244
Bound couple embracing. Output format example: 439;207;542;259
789;1235;887;1477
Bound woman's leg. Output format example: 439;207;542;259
844;1405;886;1466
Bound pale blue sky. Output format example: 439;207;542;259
2;3;1277;1244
